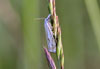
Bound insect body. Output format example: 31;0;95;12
44;14;56;53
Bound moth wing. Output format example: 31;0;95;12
44;17;56;53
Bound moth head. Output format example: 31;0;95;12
34;14;51;21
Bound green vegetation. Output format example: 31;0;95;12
0;0;100;69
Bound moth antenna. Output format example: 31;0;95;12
34;18;46;20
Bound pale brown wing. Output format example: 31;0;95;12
44;14;56;53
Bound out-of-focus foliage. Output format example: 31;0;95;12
0;0;100;69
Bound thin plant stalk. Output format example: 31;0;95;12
44;47;56;69
44;0;64;69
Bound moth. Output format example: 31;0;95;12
44;14;56;53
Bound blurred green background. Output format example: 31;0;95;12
0;0;100;69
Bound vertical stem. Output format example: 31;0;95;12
48;0;64;69
48;0;57;38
